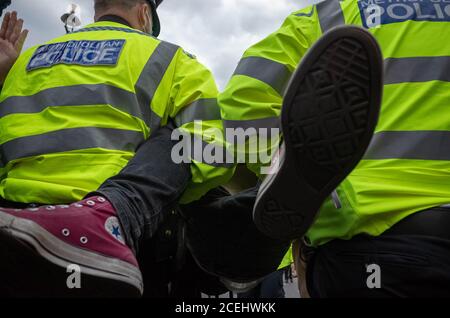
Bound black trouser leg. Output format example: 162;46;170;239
92;126;191;252
182;187;291;283
307;209;450;297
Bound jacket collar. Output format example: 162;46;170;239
97;15;131;28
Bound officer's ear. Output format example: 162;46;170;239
137;2;153;34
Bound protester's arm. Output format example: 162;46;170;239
169;49;236;204
0;11;28;85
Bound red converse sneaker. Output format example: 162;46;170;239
0;196;143;297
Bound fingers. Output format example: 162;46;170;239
0;12;11;39
10;17;24;44
14;29;28;53
5;11;17;41
0;11;28;53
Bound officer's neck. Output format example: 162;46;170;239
97;15;132;28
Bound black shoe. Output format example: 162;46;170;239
253;26;383;241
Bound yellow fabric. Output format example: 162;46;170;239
218;0;450;246
278;245;293;270
0;21;233;204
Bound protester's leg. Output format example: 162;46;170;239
0;126;191;297
92;126;191;253
238;269;286;298
182;187;291;289
169;251;230;298
237;283;261;298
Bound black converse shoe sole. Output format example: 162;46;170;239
253;26;383;241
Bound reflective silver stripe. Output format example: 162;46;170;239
364;131;450;161
0;84;163;133
384;57;450;85
442;204;450;208
233;57;292;96
331;190;342;209
135;41;179;132
174;99;221;127
224;117;280;131
0;84;140;118
0;128;144;167
0;41;179;132
316;0;345;33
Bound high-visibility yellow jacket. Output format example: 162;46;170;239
0;21;235;204
219;0;450;246
278;245;293;270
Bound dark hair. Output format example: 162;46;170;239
94;0;147;12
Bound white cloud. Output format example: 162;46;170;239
8;0;316;89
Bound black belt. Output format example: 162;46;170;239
385;206;450;240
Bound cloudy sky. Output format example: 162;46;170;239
7;0;317;89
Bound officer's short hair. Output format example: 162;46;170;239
94;0;147;12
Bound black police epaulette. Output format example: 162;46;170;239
183;50;197;59
0;0;12;17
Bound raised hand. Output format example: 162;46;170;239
0;11;29;84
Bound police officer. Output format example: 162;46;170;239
220;0;450;297
183;28;382;298
0;0;235;297
0;0;295;299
